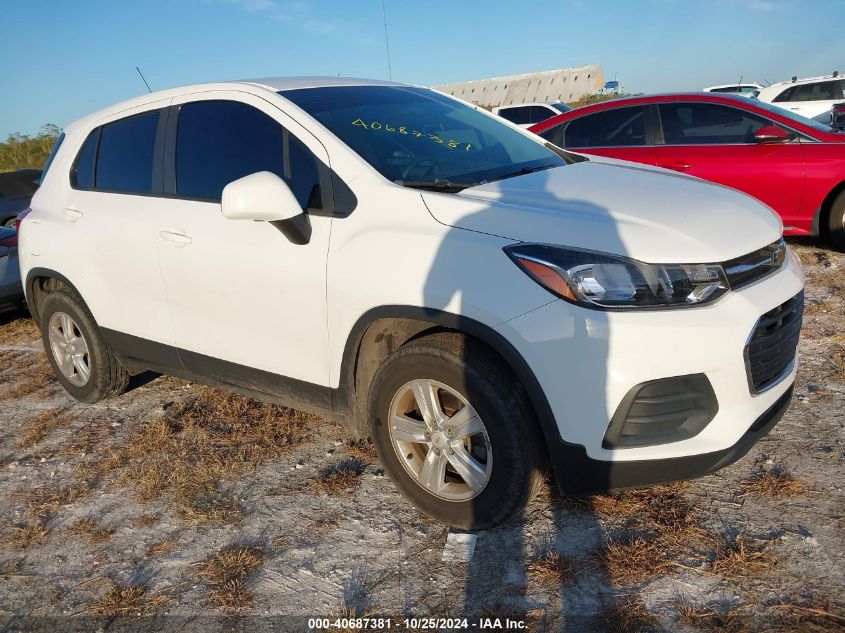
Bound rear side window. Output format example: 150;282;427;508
659;103;770;145
793;80;844;102
498;106;529;125
71;129;99;189
95;111;159;194
40;132;64;183
563;106;646;147
175;100;321;208
526;106;555;124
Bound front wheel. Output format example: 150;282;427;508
368;332;544;530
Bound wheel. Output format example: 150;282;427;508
39;290;129;403
368;332;544;530
827;190;845;252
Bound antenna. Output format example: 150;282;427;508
381;0;393;81
136;66;152;93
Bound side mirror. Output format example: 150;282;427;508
753;125;794;144
221;171;311;244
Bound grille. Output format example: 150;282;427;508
745;291;803;393
723;239;786;290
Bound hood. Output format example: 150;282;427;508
422;160;783;263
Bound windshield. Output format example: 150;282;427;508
280;86;566;189
550;103;573;112
751;99;837;134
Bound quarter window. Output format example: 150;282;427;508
175;100;321;208
95;111;159;194
658;103;770;145
72;129;99;189
562;106;646;147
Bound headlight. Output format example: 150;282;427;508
504;244;729;309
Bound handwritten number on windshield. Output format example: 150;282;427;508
352;119;472;151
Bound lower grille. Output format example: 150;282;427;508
745;291;803;393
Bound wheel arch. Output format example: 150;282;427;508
24;268;92;324
338;306;560;448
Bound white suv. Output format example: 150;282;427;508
19;77;804;529
758;73;845;119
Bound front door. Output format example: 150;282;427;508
154;92;333;394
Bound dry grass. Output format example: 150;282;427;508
312;458;365;494
4;521;49;549
599;536;674;586
710;534;775;579
527;550;575;589
196;545;264;612
70;386;314;521
88;583;168;617
17;407;72;449
0;353;53;400
739;466;808;498
131;513;160;528
0;316;39;345
66;517;115;544
595;595;658;633
146;537;177;558
676;600;746;633
763;597;845;633
20;482;90;519
341;438;378;462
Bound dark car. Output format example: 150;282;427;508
0;226;24;311
0;169;41;228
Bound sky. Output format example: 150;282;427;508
1;0;843;138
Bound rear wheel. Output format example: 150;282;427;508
39;290;129;403
368;332;544;529
827;190;845;252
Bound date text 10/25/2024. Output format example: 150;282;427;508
308;617;528;630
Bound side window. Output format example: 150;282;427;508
95;111;159;194
527;106;554;124
658;103;770;145
773;87;797;103
175;100;321;208
537;123;565;146
794;81;842;102
562;106;646;148
498;107;529;125
71;128;99;189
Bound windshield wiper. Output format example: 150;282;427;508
484;163;561;184
394;179;480;192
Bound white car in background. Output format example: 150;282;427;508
758;73;844;119
703;83;762;97
493;102;572;127
18;77;803;529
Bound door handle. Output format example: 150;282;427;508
659;161;692;172
159;230;192;246
63;208;84;222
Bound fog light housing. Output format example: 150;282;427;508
603;374;718;449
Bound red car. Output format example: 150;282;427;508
530;93;845;250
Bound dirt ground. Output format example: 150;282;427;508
0;238;843;633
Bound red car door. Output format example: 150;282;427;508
653;102;805;229
540;104;658;165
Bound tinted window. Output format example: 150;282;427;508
175;100;321;207
498;106;529;125
563;106;646;147
282;86;565;188
40;133;64;183
526;106;555;124
537;123;565;146
711;87;740;93
773;86;797;103
72;129;99;189
659;103;771;145
95;111;159;194
793;80;844;102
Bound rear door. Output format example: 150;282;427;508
154;92;333;391
538;105;657;164
653;101;805;227
61;102;178;357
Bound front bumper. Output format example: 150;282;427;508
495;246;804;488
550;384;792;495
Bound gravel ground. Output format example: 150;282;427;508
0;238;842;633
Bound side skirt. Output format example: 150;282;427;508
101;329;345;427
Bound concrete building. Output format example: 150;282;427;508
434;65;605;107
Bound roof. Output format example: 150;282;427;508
761;73;841;90
238;76;407;91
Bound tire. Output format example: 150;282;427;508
368;332;545;530
827;190;845;252
39;290;129;403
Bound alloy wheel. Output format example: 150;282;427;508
48;311;91;387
